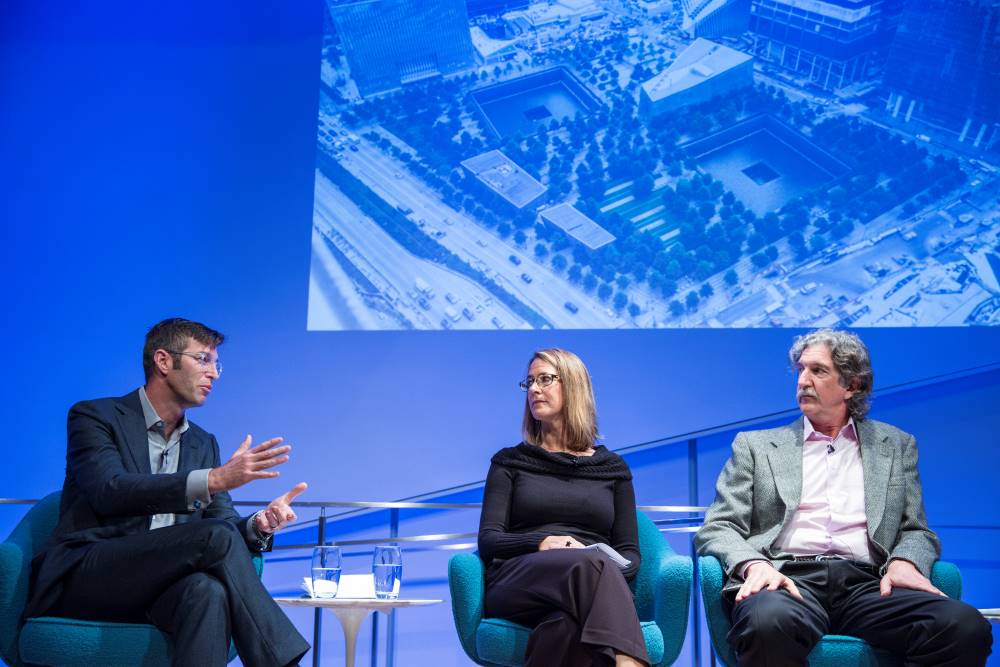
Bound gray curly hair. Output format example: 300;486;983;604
789;328;874;420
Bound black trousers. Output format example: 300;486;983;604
48;519;310;667
485;549;650;667
726;559;992;667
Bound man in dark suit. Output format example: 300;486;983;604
696;328;992;667
26;318;310;667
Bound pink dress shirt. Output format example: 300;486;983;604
773;417;874;564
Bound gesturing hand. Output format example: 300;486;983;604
256;482;308;535
208;435;291;495
539;535;585;551
880;559;944;597
735;561;804;602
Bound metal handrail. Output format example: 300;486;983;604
0;499;696;508
0;498;708;555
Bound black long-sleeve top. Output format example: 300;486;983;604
477;442;641;581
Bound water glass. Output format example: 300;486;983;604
372;545;403;600
311;546;342;599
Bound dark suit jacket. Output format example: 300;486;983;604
26;390;263;617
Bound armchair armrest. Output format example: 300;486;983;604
930;560;961;600
251;552;264;577
448;552;486;663
653;553;692;667
698;555;738;667
0;541;28;667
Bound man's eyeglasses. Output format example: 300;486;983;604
519;373;560;391
166;350;222;375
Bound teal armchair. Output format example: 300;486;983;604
0;492;261;667
698;555;963;667
448;510;692;667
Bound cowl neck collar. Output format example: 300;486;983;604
491;442;632;480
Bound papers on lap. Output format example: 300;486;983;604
583;543;631;569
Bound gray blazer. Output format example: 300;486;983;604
695;417;940;590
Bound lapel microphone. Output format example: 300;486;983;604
158;441;179;473
826;444;835;455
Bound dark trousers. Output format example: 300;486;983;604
48;519;310;667
485;549;650;667
726;560;992;667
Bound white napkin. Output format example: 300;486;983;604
302;574;377;599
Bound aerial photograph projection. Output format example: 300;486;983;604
306;0;1000;330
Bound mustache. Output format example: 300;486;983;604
797;389;818;400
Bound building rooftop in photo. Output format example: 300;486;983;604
460;150;547;208
470;26;519;60
777;0;874;23
504;0;600;27
540;203;616;249
641;37;752;103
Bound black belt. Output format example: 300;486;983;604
790;555;876;570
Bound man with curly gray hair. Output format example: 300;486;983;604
789;328;874;422
696;328;992;666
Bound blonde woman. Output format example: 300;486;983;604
477;349;649;667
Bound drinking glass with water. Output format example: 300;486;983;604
311;546;342;598
372;545;402;600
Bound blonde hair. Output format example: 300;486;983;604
521;348;600;452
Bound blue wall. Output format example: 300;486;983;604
3;2;999;664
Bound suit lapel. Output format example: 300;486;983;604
116;391;152;474
177;427;202;474
859;419;894;536
766;420;804;513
